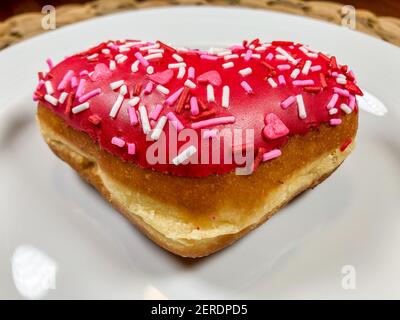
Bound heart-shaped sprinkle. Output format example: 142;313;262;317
197;70;222;87
148;69;173;85
90;63;112;81
263;113;289;140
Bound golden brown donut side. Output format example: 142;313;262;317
37;103;358;257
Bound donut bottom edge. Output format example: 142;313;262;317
36;104;357;258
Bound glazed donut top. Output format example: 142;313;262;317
34;39;362;177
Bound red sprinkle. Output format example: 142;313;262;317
340;138;352;152
88;114;102;126
319;73;328;88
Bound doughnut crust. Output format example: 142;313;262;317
37;103;357;257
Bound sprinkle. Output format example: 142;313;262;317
262;149;282;162
275;54;287;61
296;94;307;119
188;67;195;79
310;65;322;72
87;53;98;60
134;52;149;67
79;70;89;76
149;104;163;120
111;137;125;147
292;80;314;86
166;112;184;131
327;94;339;109
88;114;101;125
72;102;90;114
172;146;197;165
44;94;58;106
45;81;54;94
128;96;140;107
110;80;124;90
146;66;154;74
217;50;232;56
168;62;186;69
138;105;151;134
131;60;140;72
119;84;127;96
156;84;170;95
150;116;167;140
127;143;136;155
101;48;110;54
172;53;183;62
144;81;154;94
109;60;116;71
46;58;54;69
278;75;286;85
349;95;356;110
190;97;199;116
116;55;127;64
330;118;342;126
267;77;278;88
336;77;347;85
329;108;338;115
79;88;101;103
334;87;350;97
340;138;352;152
71;76;78;88
266;53;274;61
240;81;253;94
277;64;291;71
128;107;138;125
148;48;164;54
144;53;163;60
301;60;312;75
203;129;218;139
76;79;86;97
139;43;160;51
244;49;252;61
207;84;215;102
57;70;74;90
177;67;186;79
222;85;230;108
239;67;252;77
320;73;328;88
281;95;296;109
165;87;184;106
175;88;190;114
275;47;297;64
340;103;352;114
134;83;142;96
222;62;234;69
109;94;124;118
58;92;68;104
191;116;235;129
184;79;196;89
290;68;300;79
224;54;239;60
200;54;218;61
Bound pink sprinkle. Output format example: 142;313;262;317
78;88;101;103
79;70;89;76
76;79;86;97
191;116;236;129
111;137;125;147
46;58;54;69
165;87;184;106
229;45;245;51
128;107;138;125
330;118;342;126
134;52;149;67
127;143;136;155
203;129;218;139
281;95;296;109
262;149;282;162
144;81;154;95
190;97;199;116
149;104;163;121
277;64;291;71
278;75;286;85
244;49;252;61
266;53;274;61
57;70;74;90
292;80;314;86
70;76;78;88
188;67;195;79
32;93;39;101
240;81;253;94
349;95;356;110
36;79;45;90
334;87;350;97
310;65;322;72
200;55;218;61
327;93;339;109
166;112;184;131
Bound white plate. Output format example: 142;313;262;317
1;6;400;299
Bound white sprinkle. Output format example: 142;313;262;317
224;54;239;60
217;50;232;57
168;62;186;69
138;104;151;135
87;53;98;60
275;54;287;61
101;48;110;54
109;94;124;118
44;94;58;106
296;94;307;119
118;47;130;53
45;81;54;94
128;96;140;107
172;145;197;165
267;77;278;88
58;92;68;104
144;53;163;60
290;68;300;79
150;116;167;141
116;55;127;64
336;77;347;85
156;85;170;95
207;84;215;103
172;53;184;62
302;60;312;75
184;79;196;89
110;80;124;90
109;60;116;71
222;85;230;108
148;48;164;54
139;43;160;51
146;66;154;74
131;60;140;73
254;46;266;52
299;46;309;54
275;47;297;64
340;103;352;114
119;84;127;95
72;102;89;114
222;62;234;69
177;67;186;79
239;67;252;77
306;53;318;58
329;108;338;115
